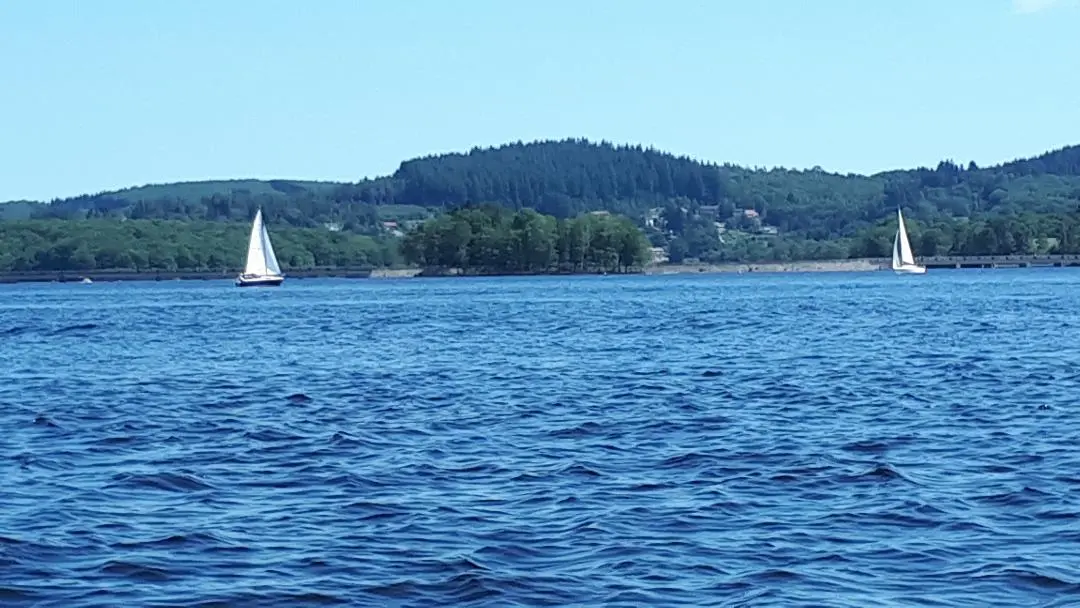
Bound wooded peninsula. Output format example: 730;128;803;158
2;138;1080;273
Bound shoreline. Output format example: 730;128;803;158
644;259;887;275
6;256;1077;284
0;261;880;284
407;259;888;278
0;267;377;284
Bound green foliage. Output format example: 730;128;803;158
0;201;41;220
0;219;401;272
677;209;1080;263
110;179;343;203
17;140;1078;238
847;211;1080;258
401;205;652;273
6;138;1080;264
376;204;431;220
27;181;428;234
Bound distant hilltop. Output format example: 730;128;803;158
4;138;1080;274
2;138;1079;241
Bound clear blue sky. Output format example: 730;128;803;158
1;0;1077;201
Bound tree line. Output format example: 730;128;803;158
4;207;1080;272
0;207;653;274
653;208;1080;264
8;139;1079;242
853;211;1080;258
0;219;401;272
401;205;652;274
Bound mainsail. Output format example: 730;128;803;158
893;208;916;268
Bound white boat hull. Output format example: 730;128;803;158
892;264;926;275
236;274;284;287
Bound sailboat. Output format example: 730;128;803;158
236;208;285;287
892;208;926;274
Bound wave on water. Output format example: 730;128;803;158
3;274;1080;606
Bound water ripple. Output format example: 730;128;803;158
2;272;1080;606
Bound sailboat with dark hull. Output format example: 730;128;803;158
236;208;284;287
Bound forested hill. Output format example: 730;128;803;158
4;139;1080;239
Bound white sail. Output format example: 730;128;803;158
891;208;926;274
260;219;282;276
237;208;285;286
243;209;269;276
896;208;915;266
892;230;902;269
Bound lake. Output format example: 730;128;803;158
2;270;1079;607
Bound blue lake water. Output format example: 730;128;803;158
2;270;1080;607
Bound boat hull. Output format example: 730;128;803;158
236;274;284;287
892;265;927;275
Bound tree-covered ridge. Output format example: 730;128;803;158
4;138;1080;268
325;139;1064;231
13;180;432;234
0;219;402;272
112;179;345;203
0;201;40;220
7;139;1080;241
401;205;652;274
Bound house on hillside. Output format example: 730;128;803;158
381;221;405;237
644;207;664;229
